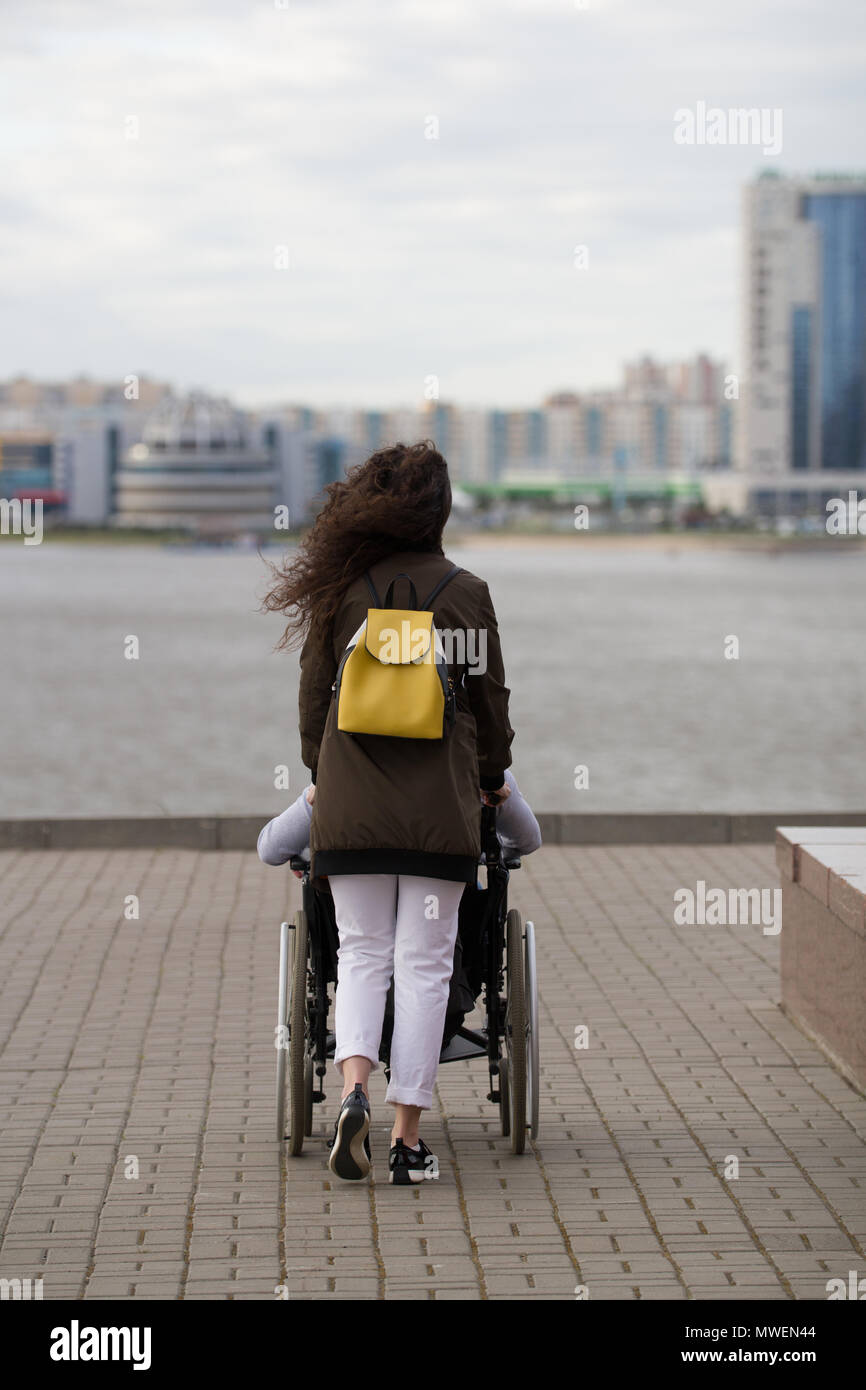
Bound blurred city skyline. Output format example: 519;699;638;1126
4;0;866;407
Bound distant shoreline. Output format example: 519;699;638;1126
3;527;864;555
449;530;866;553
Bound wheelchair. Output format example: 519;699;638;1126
275;803;539;1156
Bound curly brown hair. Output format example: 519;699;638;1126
261;439;452;651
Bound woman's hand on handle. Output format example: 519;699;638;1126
481;783;511;807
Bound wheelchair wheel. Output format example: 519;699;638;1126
498;1056;510;1137
304;1055;314;1137
287;909;309;1156
505;908;527;1154
276;921;290;1141
524;920;540;1140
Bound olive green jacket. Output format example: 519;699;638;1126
298;548;514;883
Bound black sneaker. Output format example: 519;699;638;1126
389;1137;436;1185
328;1083;371;1181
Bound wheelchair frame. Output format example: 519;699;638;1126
275;804;539;1155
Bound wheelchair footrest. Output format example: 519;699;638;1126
439;1028;488;1064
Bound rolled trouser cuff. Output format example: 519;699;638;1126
384;1081;433;1110
334;1042;381;1074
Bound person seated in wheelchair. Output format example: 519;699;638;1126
258;766;541;874
258;766;541;1169
258;767;542;1156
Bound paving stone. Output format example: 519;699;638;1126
0;842;863;1302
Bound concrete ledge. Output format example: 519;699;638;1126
0;818;221;850
2;810;866;850
542;812;729;844
777;826;866;1093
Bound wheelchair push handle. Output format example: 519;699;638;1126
480;799;522;870
480;802;501;864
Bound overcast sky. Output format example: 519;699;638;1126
2;0;865;409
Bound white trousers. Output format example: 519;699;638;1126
328;874;465;1110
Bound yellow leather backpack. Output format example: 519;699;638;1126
333;567;464;740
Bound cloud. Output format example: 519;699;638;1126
1;0;864;404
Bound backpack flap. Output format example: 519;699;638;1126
364;607;433;665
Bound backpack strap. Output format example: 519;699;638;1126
421;565;463;609
363;564;463;610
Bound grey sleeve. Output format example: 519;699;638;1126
495;768;542;856
257;787;313;866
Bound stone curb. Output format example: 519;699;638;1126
1;810;865;849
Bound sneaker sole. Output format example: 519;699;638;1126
328;1105;371;1181
389;1167;426;1185
388;1149;430;1185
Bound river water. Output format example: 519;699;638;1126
2;537;864;818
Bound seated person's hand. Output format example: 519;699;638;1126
481;783;511;807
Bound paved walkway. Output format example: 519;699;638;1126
0;843;863;1301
